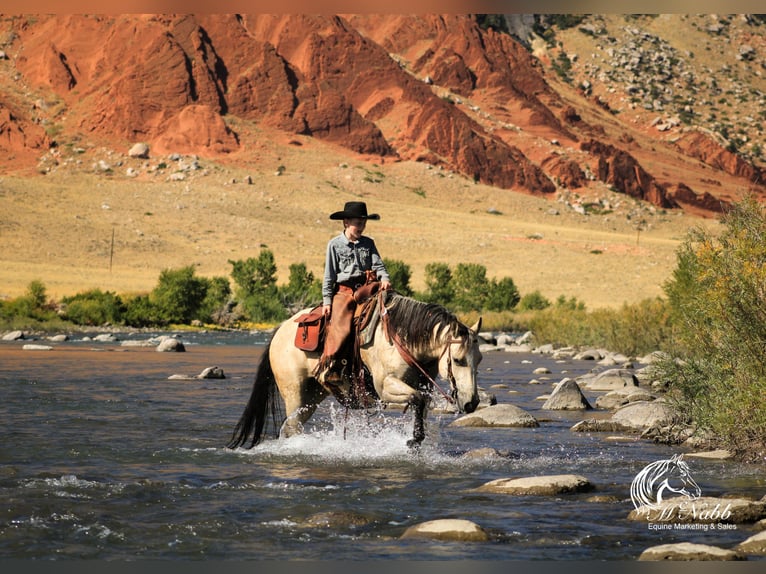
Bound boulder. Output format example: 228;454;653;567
594;387;654;410
737;530;766;554
450;403;539;428
570;418;631;432
542;378;593;410
400;519;489;542
198;366;225;379
156;338;185;352
573;349;604;361
638;543;744;561
47;334;68;342
578;368;639;391
475;474;593;496
2;330;25;341
128;142;150;158
22;344;53;351
93;333;118;342
611;400;677;430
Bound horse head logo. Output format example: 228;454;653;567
630;454;702;511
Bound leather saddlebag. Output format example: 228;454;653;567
294;307;325;352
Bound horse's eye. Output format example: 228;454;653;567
453;357;468;367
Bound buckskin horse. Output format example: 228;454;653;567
227;291;482;449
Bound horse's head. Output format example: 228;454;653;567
440;317;482;414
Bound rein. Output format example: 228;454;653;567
378;293;458;404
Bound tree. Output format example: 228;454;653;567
421;262;454;305
151;265;209;325
451;263;490;312
383;258;413;296
229;249;287;323
485;276;520;311
279;262;322;314
661;194;766;460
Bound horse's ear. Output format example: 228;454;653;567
470;317;482;334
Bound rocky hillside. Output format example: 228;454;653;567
1;13;764;215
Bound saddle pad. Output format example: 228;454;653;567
294;308;325;352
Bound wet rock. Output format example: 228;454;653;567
450;403;539;428
459;447;519;460
400;519;489;542
22;344;53;351
302;511;371;529
685;449;734;460
2;330;25;341
594;387;655;410
578;368;639;391
570;419;630;432
542;378;593;410
737;530;766;555
475;474;593;496
198;366;225;379
156;338;185;352
611;400;677;430
47;334;68;342
638;542;744;561
94;333;118;342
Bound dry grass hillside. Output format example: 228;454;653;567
6;13;761;310
0;120;720;308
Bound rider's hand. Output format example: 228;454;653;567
380;280;392;291
322;304;332;317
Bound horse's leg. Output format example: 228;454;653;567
279;377;328;438
379;374;427;448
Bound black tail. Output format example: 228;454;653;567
226;342;284;449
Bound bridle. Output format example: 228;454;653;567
379;294;466;405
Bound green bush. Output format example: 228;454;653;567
150;266;209;325
61;289;126;326
660;195;766;460
518;290;551;311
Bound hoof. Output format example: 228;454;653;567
406;438;422;451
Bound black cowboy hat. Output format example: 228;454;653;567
329;201;380;220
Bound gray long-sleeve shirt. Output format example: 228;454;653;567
322;233;389;305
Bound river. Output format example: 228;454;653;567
0;331;763;561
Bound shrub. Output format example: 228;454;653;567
517;290;551;311
61;289;126;326
659;195;766;460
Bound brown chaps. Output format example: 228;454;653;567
315;281;381;380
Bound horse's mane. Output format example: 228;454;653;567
383;292;469;355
